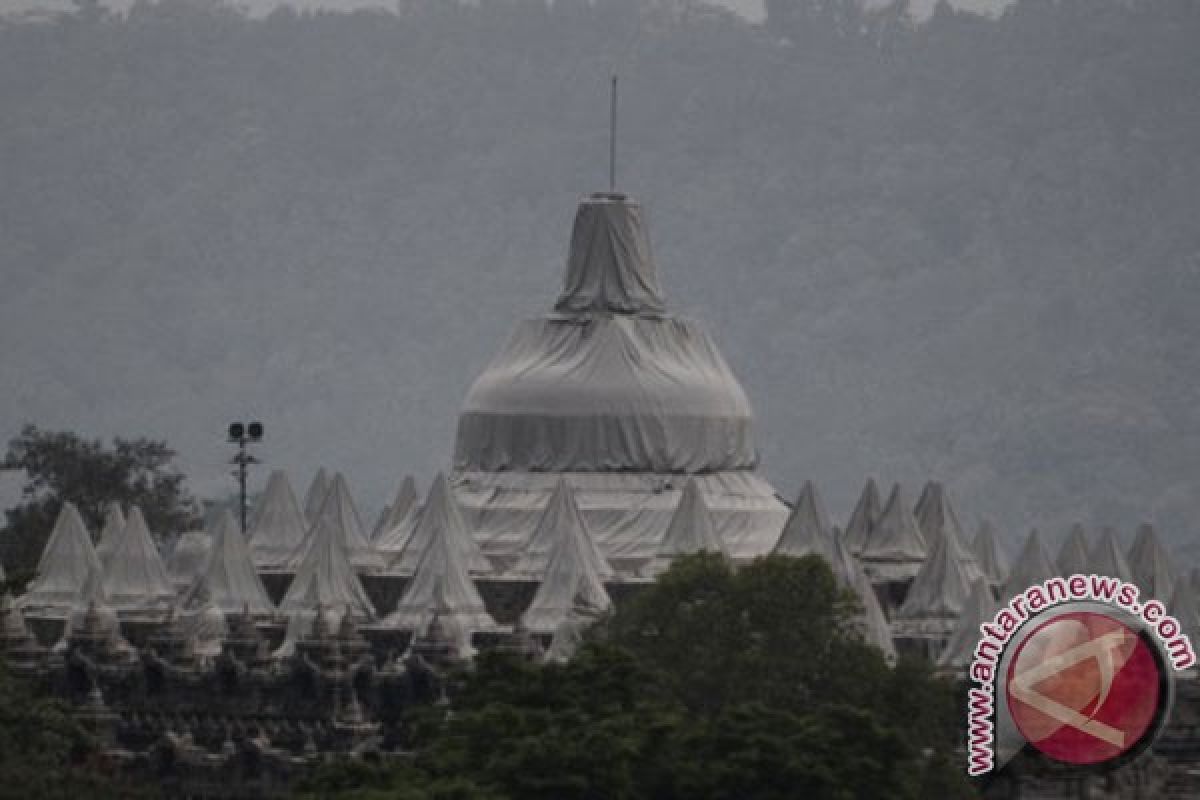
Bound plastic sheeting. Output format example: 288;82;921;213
180;511;274;614
1002;529;1057;602
772;481;834;560
1128;523;1175;601
455;470;786;565
302;467;330;523
103;506;176;610
896;527;973;620
1087;527;1133;583
938;579;996;670
383;525;498;633
1056;523;1090;577
843;478;881;555
827;529;896;662
971;520;1010;587
647;476;726;576
20;502;103;613
279;499;376;617
455;314;757;474
167;532;212;590
95;503;125;568
859;484;927;582
510;478;614;580
289;473;384;572
389;474;491;576
912;482;983;584
249;470;309;569
374;475;421;552
554;193;665;314
519;496;614;634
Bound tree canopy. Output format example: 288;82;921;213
0;425;199;582
301;554;977;799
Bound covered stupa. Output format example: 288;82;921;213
451;193;787;566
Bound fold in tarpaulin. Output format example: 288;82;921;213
554;193;665;314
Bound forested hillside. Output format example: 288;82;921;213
2;0;1197;557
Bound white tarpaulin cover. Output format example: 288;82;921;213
1087;527;1133;583
383;526;498;634
938;579;996;670
450;194;784;559
279;501;376;618
249;470;309;569
1056;523;1090;577
510;477;614;580
95;503;125;568
456;470;785;564
545;584;610;664
859;484;927;581
374;475;421;552
1002;529;1057;601
520;537;614;636
302;467;330;523
390;474;491;576
1128;523;1175;601
772;481;834;561
289;473;384;571
647;476;727;575
827;529;896;661
180;511;274;614
103;506;176;610
896;525;973;621
971;520;1010;587
912;482;984;584
843;478;881;556
167;532;212;590
21;502;103;613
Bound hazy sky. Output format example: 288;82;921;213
0;0;1013;22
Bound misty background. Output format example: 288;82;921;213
1;0;1197;558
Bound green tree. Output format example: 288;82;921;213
0;425;199;582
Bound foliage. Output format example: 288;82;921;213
0;662;138;799
304;555;977;799
0;425;199;579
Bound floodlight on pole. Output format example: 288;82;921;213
227;420;264;534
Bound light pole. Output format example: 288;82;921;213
228;421;263;534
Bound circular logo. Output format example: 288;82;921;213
1005;610;1167;766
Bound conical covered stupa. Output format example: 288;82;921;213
289;473;383;571
102;506;175;610
167;531;212;590
843;478;882;555
646;477;727;576
859;484;927;583
382;522;497;634
20;502;103;613
95;502;125;568
279;498;376;618
938;579;997;671
248;470;309;569
509;477;613;580
896;527;974;622
1087;527;1132;582
181;511;273;615
827;528;895;661
912;482;983;583
390;473;491;576
1128;523;1175;601
971;520;1009;588
452;192;787;565
520;528;614;637
1056;523;1090;577
302;467;330;523
772;481;834;561
1002;529;1057;601
374;475;421;553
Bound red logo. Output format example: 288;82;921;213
1005;611;1165;765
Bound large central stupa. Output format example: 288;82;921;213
452;192;787;567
